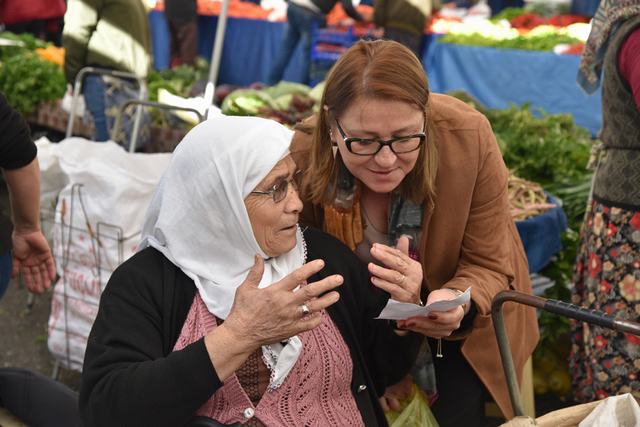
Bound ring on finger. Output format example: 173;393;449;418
399;274;406;284
300;304;311;316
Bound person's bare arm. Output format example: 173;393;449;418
3;158;56;293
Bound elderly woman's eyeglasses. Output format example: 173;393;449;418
249;170;303;203
334;118;426;156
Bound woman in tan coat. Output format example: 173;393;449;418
291;39;539;425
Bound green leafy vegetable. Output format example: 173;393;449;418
490;7;527;22
439;32;581;51
0;53;66;115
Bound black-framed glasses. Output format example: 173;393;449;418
334;118;426;156
249;170;303;203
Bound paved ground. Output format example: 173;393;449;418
0;277;81;392
0;180;80;392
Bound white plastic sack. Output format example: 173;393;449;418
36;137;67;212
47;138;171;370
579;393;640;427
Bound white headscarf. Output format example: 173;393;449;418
139;115;305;389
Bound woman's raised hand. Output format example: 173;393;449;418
223;256;343;350
368;235;422;305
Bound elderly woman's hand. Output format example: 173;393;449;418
223;256;343;349
368;236;422;304
395;288;466;338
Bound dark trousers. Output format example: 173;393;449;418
267;2;324;85
428;338;487;427
168;19;198;67
0;368;82;427
384;27;424;59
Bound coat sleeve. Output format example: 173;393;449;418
62;0;99;83
79;252;222;427
442;116;516;316
0;92;36;170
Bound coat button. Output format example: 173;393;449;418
243;407;255;419
357;384;367;393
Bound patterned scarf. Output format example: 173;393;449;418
322;154;424;251
577;0;640;94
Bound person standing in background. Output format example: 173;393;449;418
165;0;198;67
0;92;56;299
373;0;431;57
570;0;640;403
62;0;151;143
267;0;371;85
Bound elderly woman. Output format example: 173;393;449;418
79;116;422;427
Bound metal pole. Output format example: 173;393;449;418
128;81;147;153
203;0;230;118
491;290;640;418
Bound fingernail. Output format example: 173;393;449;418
428;314;438;320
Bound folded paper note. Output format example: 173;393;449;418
376;288;472;321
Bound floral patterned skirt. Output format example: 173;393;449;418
569;200;640;402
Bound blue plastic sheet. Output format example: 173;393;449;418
424;41;602;135
149;11;307;85
515;196;568;273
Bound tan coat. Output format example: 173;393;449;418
291;93;539;419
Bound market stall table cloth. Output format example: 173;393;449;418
149;11;307;85
148;11;431;86
515;196;568;273
424;41;602;136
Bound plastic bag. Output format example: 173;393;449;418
385;384;440;427
61;85;85;119
579;393;640;427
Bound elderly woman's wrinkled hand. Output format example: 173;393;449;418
223;256;343;350
368;235;422;305
396;288;465;338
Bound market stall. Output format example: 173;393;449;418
148;5;600;134
424;41;601;135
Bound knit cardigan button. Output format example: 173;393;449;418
243;408;255;419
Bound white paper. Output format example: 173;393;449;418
376;288;472;321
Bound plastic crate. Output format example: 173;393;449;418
315;26;356;46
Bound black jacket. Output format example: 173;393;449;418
80;227;421;427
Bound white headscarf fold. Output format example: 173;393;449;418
139;115;304;389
